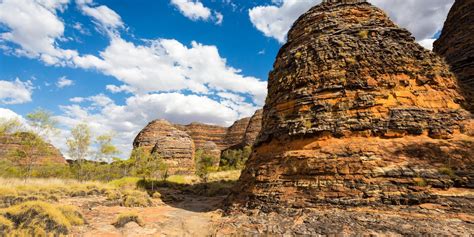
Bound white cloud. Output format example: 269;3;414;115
418;38;436;50
0;0;78;65
249;0;454;44
170;0;223;24
73;37;267;105
69;97;84;103
59;92;259;157
56;76;74;88
0;108;26;121
0;78;33;104
76;0;123;33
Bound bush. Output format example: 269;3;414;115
108;177;141;190
112;212;143;228
122;190;152;207
439;167;456;177
219;146;251;171
2;201;85;235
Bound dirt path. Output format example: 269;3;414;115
67;194;225;236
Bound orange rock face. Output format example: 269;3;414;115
0;132;66;165
133;119;195;175
232;1;473;209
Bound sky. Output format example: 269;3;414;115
0;0;454;159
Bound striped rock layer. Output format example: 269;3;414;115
232;1;473;209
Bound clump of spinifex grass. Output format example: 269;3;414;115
112;212;143;228
0;201;85;235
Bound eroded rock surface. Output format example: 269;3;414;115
0;132;66;165
231;0;474;211
434;0;474;112
133;120;195;175
242;109;263;147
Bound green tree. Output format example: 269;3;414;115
0;118;23;135
95;133;120;181
67;123;91;180
195;152;215;184
26;108;58;139
130;148;167;192
11;109;59;179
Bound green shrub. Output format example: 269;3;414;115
122;190;152;207
439;167;455;177
109;177;141;190
414;177;427;187
113;212;143;228
219;146;251;171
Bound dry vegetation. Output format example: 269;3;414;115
0;177;153;235
0;170;242;235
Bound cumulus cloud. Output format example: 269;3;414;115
0;78;34;104
76;0;123;33
249;0;453;44
0;0;78;65
73;37;267;105
170;0;223;24
0;108;26;121
56;76;74;88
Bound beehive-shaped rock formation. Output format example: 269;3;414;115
133;119;195;175
0;132;66;165
233;1;473;209
434;0;474;113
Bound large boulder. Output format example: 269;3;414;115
232;0;473;210
434;0;474;113
133;119;195;175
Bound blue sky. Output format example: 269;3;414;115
0;0;454;158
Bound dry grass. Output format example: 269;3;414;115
1;201;85;235
112;212;143;228
208;170;241;182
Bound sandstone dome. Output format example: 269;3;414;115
434;0;474;113
133;119;195;175
233;0;473;209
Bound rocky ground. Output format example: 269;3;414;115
68;191;225;237
63;186;474;236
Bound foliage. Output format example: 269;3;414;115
122;190;152;207
219;146;251;170
195;151;215;183
67;123;91;180
113;212;143;228
95;133;120;171
9;132;54;179
0;118;22;135
26;108;58;139
1;201;85;235
438;167;456;178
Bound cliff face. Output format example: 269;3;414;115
434;0;474;113
133;119;195;175
174;123;228;151
224;117;251;150
232;1;473;209
0;132;66;165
